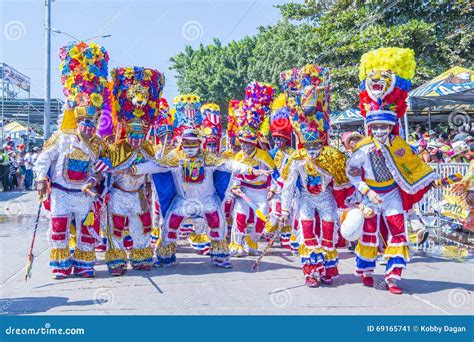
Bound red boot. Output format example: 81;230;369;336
386;280;403;294
305;277;319;288
362;275;374;287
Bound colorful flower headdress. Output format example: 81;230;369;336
238;82;275;144
270;93;292;142
173;94;202;137
281;64;331;147
59;41;109;122
227;99;242;145
111;66;165;134
359;47;415;135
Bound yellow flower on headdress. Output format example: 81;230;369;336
144;69;152;80
90;93;103;107
124;68;135;79
271;93;286;111
82;72;94;82
69;46;80;59
148;100;157;109
64;76;75;90
133;108;145;118
359;47;416;81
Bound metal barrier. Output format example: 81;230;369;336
416;162;470;228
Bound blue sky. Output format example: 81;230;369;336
2;0;290;102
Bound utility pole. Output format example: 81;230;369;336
43;0;51;140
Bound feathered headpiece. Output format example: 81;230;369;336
173;94;202;137
111;66;165;136
270;93;292;142
281;64;331;147
201;103;222;151
359;47;415;135
238;82;275;145
59;41;109;123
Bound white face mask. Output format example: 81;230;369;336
183;146;199;158
372;126;391;144
307;147;322;159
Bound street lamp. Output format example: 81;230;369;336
42;8;111;140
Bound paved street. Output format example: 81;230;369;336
0;191;473;315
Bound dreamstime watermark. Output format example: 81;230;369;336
4;21;26;41
4;323;85;336
448;110;472;130
181;21;203;41
448;288;471;308
93;288;115;307
270;288;292;307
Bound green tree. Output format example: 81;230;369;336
170;0;473;113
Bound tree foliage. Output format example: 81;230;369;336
170;0;473;113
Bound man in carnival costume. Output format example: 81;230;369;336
121;102;269;268
229;82;279;257
263;94;295;250
280;65;354;287
347;48;439;294
92;66;165;276
185;102;224;253
35;41;109;279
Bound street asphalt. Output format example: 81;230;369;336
0;191;472;315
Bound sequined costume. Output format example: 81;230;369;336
136;139;254;268
34;41;109;279
347;48;438;294
280;65;354;287
95;66;165;276
263;94;295;250
228;82;278;256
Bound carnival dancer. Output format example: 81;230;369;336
186;102;224;253
263;94;295;249
123;128;269;268
93;66;165;276
229;82;278;257
346;48;439;294
280;65;354;287
35;41;109;279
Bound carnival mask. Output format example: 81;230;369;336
77;118;96;137
182;140;200;158
306;145;322;159
366;70;394;101
273;137;288;149
241;141;256;156
127;131;145;149
127;84;149;108
371;123;392;144
205;139;218;153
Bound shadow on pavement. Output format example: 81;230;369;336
0;296;99;315
0;191;30;202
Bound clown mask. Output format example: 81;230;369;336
205;139;218;153
241;141;256;156
127;131;145;150
273;136;288;149
77;118;96;138
371;123;392;144
305;141;322;159
182;140;200;158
